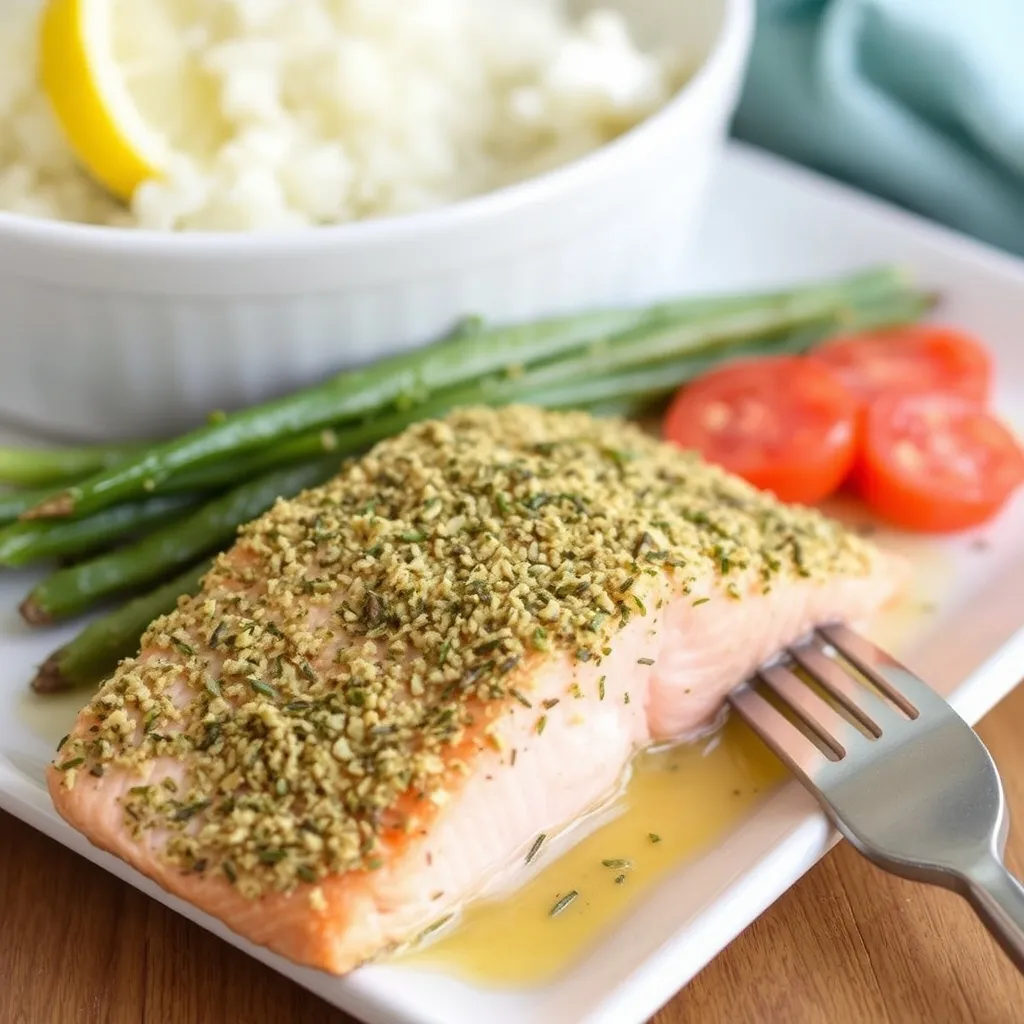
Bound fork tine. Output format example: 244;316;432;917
729;684;831;778
758;662;863;759
790;639;907;737
818;623;949;718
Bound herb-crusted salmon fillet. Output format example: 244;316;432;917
48;406;900;972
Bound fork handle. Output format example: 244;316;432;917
962;856;1024;973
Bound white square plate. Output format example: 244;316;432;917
1;142;1022;1024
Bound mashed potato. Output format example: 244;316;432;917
0;0;677;231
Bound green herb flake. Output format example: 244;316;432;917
692;597;711;607
526;833;546;864
173;800;211;822
542;698;560;710
57;757;84;772
438;639;451;666
170;636;196;657
601;858;632;869
300;660;319;683
598;676;606;701
648;833;662;844
549;890;580;917
417;914;454;942
204;676;222;698
511;688;533;709
536;715;547;735
250;679;281;701
56;734;69;752
637;657;654;666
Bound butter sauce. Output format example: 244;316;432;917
397;714;784;986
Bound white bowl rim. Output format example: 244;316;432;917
0;0;753;258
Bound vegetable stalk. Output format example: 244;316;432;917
24;267;913;519
31;559;213;693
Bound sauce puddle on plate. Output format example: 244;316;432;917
396;714;785;986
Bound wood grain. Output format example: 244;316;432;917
5;684;1024;1024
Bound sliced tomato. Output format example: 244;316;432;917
662;355;858;504
809;325;992;407
854;392;1024;533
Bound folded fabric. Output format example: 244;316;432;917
732;0;1024;257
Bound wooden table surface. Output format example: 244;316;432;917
4;684;1024;1024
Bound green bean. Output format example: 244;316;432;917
31;559;213;693
0;495;198;567
20;458;338;624
25;267;912;519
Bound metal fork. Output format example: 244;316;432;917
729;622;1024;972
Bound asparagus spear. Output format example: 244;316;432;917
21;281;931;688
0;487;62;527
0;441;146;488
31;559;212;693
24;267;913;520
0;495;198;567
20;458;338;624
15;281;928;612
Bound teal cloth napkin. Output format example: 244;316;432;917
732;0;1024;257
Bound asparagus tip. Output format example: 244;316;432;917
31;651;70;694
19;595;53;627
22;491;75;520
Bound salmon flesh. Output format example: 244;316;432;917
48;406;900;973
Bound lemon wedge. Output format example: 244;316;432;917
39;0;226;201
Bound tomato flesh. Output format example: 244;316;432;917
662;356;858;505
854;392;1024;533
809;325;992;407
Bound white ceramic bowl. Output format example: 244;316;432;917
0;0;754;440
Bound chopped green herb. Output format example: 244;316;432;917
170;636;195;657
598;676;606;701
637;657;654;666
692;597;711;607
250;679;281;701
173;800;211;822
601;858;633;869
57;757;84;772
416;914;454;942
526;833;546;864
549;890;580;917
511;688;533;709
648;832;662;844
536;715;547;735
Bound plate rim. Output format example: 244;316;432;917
2;140;1023;1024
